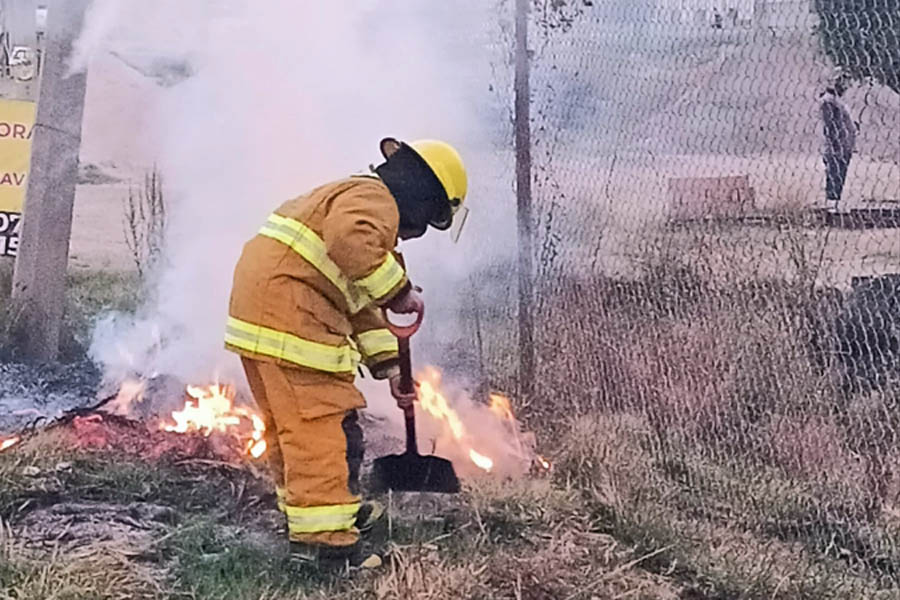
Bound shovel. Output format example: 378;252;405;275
372;307;460;494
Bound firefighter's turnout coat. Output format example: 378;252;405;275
226;175;407;546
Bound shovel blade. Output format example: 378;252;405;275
372;453;460;494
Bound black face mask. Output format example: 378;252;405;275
374;144;450;239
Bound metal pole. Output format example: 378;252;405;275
515;0;535;398
12;0;90;361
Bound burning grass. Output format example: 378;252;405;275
413;367;544;478
12;398;890;598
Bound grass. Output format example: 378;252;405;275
0;430;234;520
553;414;900;599
0;531;166;600
0;426;684;600
460;248;900;599
6;388;897;597
158;519;325;600
1;247;898;597
0;431;317;600
0;266;139;361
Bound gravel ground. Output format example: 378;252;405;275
0;360;102;434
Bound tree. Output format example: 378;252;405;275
814;0;900;94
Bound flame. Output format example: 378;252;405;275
535;454;551;471
103;379;146;416
416;368;503;473
162;384;266;458
249;439;267;458
489;394;514;421
0;436;20;452
418;377;466;440
469;449;494;471
247;413;267;458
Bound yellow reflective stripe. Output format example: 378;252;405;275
259;214;369;313
276;487;286;513
355;329;398;360
284;502;360;533
225;317;356;373
355;253;406;302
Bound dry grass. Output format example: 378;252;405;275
7;410;897;598
336;476;682;600
354;547;486;600
2;252;898;597
0;428;688;600
464;238;900;598
551;413;900;598
122;167;167;280
0;520;165;600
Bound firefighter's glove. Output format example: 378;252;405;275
389;374;418;410
386;287;424;315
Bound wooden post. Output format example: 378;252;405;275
515;0;535;398
11;0;90;361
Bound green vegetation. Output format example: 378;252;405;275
0;266;138;361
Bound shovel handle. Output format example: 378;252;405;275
404;405;418;456
398;337;414;394
398;337;418;455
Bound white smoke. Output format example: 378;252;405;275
66;0;121;75
85;2;516;413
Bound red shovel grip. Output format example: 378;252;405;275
382;305;424;339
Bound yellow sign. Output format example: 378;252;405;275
0;98;36;257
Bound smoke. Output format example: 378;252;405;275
66;0;121;75
86;2;516;418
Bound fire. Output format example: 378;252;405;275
418;378;466;440
247;414;267;458
489;393;514;421
0;436;20;452
415;367;541;475
469;449;494;472
417;368;494;472
162;384;266;458
103;379;146;417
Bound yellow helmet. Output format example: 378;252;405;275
408;138;468;218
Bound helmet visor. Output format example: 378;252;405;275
449;206;469;243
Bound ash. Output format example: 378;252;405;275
0;360;101;433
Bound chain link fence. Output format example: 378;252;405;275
462;1;900;596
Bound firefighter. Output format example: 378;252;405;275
224;137;467;566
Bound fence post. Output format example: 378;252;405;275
515;0;535;398
11;0;90;361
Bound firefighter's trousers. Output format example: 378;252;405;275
241;357;365;547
